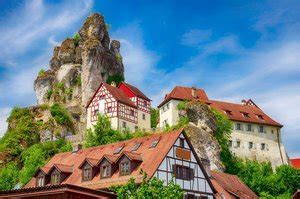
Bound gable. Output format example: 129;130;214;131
118;83;136;98
153;132;215;197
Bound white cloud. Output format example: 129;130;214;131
0;108;11;137
181;29;212;46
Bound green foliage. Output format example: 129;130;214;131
164;116;189;132
75;74;81;86
65;88;73;96
115;53;122;62
38;69;46;77
0;162;20;191
50;103;72;126
55;82;65;90
73;33;81;46
177;100;188;110
84;114;130;147
110;173;183;198
150;108;159;128
46;89;53;100
106;74;124;86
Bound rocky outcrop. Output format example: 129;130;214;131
33;13;124;136
182;101;225;171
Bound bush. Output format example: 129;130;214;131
0;162;20;191
106;74;124;86
73;33;80;46
38;69;46;77
75;74;81;86
46;90;53;100
50;103;72;127
150;108;159;128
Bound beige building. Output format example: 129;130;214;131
158;86;289;167
86;82;151;132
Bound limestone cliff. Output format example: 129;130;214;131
33;13;124;138
180;101;225;171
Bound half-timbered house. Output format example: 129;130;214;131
86;82;151;132
24;129;216;198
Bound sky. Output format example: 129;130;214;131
0;0;299;157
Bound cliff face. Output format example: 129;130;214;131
33;13;124;137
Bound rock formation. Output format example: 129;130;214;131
33;13;124;138
181;101;225;171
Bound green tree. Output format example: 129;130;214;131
0;163;20;191
110;173;183;199
50;103;73;128
84;114;130;147
106;74;124;86
150;108;159;128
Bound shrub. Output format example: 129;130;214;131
0;162;20;191
46;90;53;100
115;53;122;62
106;74;124;86
73;33;80;46
50;103;72;127
75;75;81;86
150;108;159;128
38;69;46;77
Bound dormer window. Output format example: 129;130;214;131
36;176;45;187
114;145;124;154
51;171;60;185
120;161;130;175
82;164;93;181
242;112;250;118
224;110;232;116
257;115;264;120
100;165;111;178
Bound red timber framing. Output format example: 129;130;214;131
136;97;151;113
88;84;137;124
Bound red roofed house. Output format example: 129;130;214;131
22;129;215;198
158;86;289;167
290;158;300;169
86;82;151;132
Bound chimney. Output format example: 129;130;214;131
241;99;247;105
201;158;211;177
191;86;197;98
72;144;83;153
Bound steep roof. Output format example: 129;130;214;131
211;171;258;199
120;82;151;101
25;129;184;190
158;86;209;108
209;100;282;127
290;158;300;169
86;82;136;108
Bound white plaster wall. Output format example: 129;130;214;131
159;100;181;128
118;118;137;132
137;110;151;131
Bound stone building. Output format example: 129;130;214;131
158;86;289;167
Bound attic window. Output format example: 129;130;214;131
257;115;264;120
131;142;141;151
224;110;232;116
114;145;124;154
51;172;60;185
143;100;147;107
99;95;105;100
82;164;93;181
150;140;159;148
242;112;250;118
36;176;45;187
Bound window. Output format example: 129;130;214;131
247;124;252;132
224;110;232;115
83;166;92;181
135;126;138;131
143;100;147;107
36;177;45;187
229;140;232;147
242;112;250;118
236;123;242;131
259;125;264;133
261;143;266;150
185;194;196;199
179;138;185;148
173;165;194;180
122;121;126;128
163;119;168;127
130;110;134;116
114;145;124;154
235;140;241;148
150;140;159;148
257;115;264;120
248;142;253;149
107;107;112;113
100;165;111;178
51;173;60;185
131;142;141;151
99;95;105;99
142;114;146;120
93;109;99;116
120;162;130;175
271;130;274;134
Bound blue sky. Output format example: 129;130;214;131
0;0;300;157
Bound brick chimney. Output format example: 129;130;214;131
191;86;197;98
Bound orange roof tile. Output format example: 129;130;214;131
209;100;282;127
25;129;184;190
290;158;300;169
211;171;258;199
158;86;209;108
49;164;73;174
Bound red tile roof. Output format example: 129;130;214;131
290;158;300;169
25;129;184;190
50;164;73;173
209;100;282;127
158;86;209;108
211;171;258;199
120;82;151;101
86;82;136;108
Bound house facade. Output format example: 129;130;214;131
158;86;289;167
24;129;215;198
86;82;151;132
